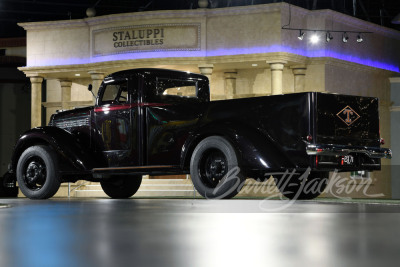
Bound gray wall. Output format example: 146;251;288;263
0;67;30;175
391;82;400;199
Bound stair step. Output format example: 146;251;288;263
53;178;280;198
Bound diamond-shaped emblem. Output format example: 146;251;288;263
336;106;360;126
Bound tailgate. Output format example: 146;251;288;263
315;93;380;147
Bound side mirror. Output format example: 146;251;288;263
88;84;96;99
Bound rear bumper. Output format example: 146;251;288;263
306;144;392;159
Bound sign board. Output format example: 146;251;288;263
92;23;201;57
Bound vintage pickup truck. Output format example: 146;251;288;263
3;68;392;200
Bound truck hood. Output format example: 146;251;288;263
49;106;94;129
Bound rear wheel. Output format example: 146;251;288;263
100;176;142;199
274;171;329;200
190;136;245;199
16;145;61;199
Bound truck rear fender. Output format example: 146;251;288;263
181;122;295;174
10;127;96;174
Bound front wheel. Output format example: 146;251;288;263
190;136;245;199
16;145;61;199
100;176;142;199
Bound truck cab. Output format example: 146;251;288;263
91;69;209;169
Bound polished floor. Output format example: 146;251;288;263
1;198;400;267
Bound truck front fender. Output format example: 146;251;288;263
10;127;96;175
181;121;296;175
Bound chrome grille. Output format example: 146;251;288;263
54;117;89;129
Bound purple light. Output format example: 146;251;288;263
27;45;399;73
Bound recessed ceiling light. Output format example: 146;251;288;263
252;64;258;67
75;73;81;76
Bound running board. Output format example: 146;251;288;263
92;165;183;178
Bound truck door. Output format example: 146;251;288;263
94;77;140;167
142;75;206;166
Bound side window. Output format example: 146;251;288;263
100;80;128;105
156;78;197;99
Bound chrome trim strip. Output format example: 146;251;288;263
306;144;392;159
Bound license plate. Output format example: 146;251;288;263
342;155;354;165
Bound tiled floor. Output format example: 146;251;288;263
0;198;400;267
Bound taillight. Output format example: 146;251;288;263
307;135;313;142
380;138;385;145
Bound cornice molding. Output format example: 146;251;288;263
18;19;87;31
309;57;393;74
389;77;400;83
19;51;395;79
18;52;310;78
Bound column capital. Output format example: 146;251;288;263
224;70;238;79
198;64;214;69
88;71;105;80
268;61;287;71
198;64;214;75
59;79;72;87
292;68;307;76
30;76;44;84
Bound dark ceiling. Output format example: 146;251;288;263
1;0;400;38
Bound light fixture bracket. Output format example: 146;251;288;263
282;26;372;43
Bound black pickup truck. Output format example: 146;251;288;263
3;68;392;200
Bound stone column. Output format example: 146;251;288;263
60;80;72;110
268;61;286;95
291;65;307;92
224;70;237;99
198;64;214;82
89;71;105;103
30;76;44;128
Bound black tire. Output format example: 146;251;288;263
100;176;142;199
190;136;245;199
274;171;329;200
16;145;61;199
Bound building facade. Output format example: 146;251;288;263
17;3;400;198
